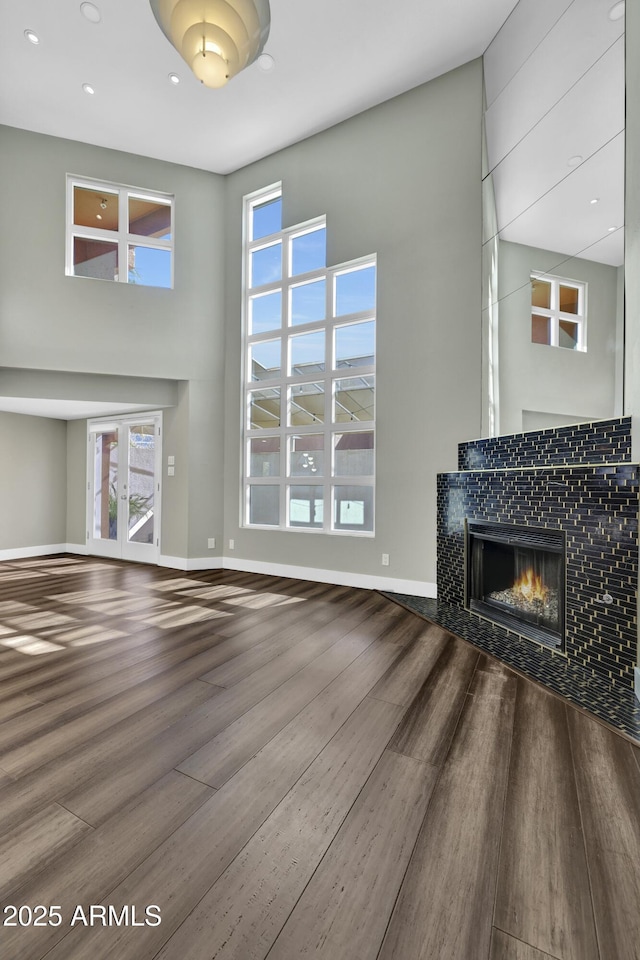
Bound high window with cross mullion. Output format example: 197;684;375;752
531;273;586;351
243;184;376;534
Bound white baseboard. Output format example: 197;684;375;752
181;557;436;598
635;667;640;705
0;546;435;599
158;555;223;572
0;543;70;561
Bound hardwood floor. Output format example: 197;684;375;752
0;555;639;960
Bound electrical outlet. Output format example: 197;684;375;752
381;553;390;566
229;539;235;550
207;537;216;549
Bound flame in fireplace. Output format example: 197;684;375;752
514;568;548;603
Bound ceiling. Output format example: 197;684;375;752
0;0;520;175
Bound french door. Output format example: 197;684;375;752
87;414;162;563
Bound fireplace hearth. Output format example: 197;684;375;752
466;520;565;650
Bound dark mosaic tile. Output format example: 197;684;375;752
458;416;632;471
383;594;640;744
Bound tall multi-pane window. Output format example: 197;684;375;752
66;176;173;288
243;185;376;534
531;273;586;351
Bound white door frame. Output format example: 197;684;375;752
86;413;163;563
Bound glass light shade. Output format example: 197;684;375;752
149;0;270;88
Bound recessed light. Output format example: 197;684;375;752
168;73;181;85
24;29;40;45
80;2;102;23
609;1;625;21
608;226;617;232
257;53;275;72
96;214;103;220
82;82;95;95
568;155;583;167
590;198;600;205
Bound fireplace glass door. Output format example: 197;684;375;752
466;521;565;650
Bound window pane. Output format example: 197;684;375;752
249;437;280;477
531;315;551;345
250;290;282;335
249;340;281;380
290;435;324;477
249;485;280;525
335;321;375;369
333;432;374;477
289;382;325;426
288;485;324;527
290;279;326;325
531;278;551;310
73;238;118;281
251;242;282;287
333;484;373;532
291;227;326;276
248;388;281;429
559;285;579;314
129;198;172;240
252;197;282;240
128;246;172;287
74;186;118;230
335;265;376;316
334;376;375;423
290;330;325;375
559;320;580;350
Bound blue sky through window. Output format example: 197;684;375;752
335;265;376;316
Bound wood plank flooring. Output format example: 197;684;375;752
0;555;638;960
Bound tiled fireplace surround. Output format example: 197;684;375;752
390;416;640;741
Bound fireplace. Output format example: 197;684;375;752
465;520;565;650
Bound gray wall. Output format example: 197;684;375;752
223;61;483;587
498;240;620;436
0;412;67;550
0;126;227;560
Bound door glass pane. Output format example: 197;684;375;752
128;425;155;544
73;238;118;281
93;430;118;540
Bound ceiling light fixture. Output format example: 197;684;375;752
168;73;181;85
80;2;102;23
24;29;40;44
82;82;95;95
567;155;583;167
590;198;599;205
609;1;625;21
149;0;270;89
608;226;617;232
